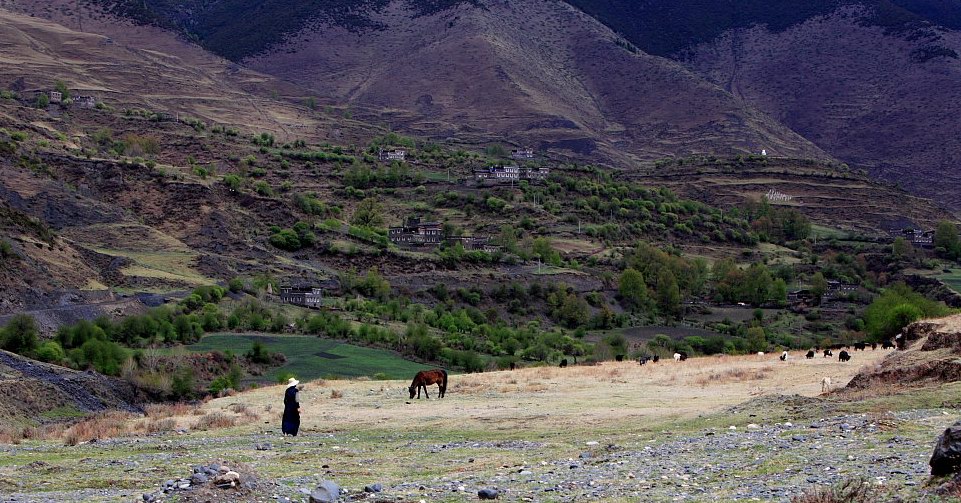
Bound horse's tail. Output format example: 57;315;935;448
441;369;448;390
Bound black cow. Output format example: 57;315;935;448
823;349;833;358
881;340;896;350
652;354;660;363
838;350;851;362
678;352;688;361
559;359;568;368
510;361;516;371
805;350;815;359
853;342;867;351
615;354;624;362
638;356;650;365
871;342;878;350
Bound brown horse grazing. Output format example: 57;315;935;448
409;369;448;399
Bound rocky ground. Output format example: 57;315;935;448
1;350;960;502
0;405;956;502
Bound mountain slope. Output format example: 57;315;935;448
561;0;961;210
238;0;829;164
682;7;961;209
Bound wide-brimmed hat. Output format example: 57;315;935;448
287;377;300;387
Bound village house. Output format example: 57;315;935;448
388;217;442;246
48;91;62;104
446;235;501;254
511;147;534;160
75;95;97;108
825;280;859;299
474;164;520;181
473;165;549;182
889;228;934;248
279;286;324;308
379;148;407;162
522;166;550;181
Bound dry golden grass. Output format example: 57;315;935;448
63;411;135;446
170;350;889;438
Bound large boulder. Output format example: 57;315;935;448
930;421;961;476
309;480;341;503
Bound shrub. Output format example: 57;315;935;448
0;314;39;354
228;277;244;293
35;341;65;363
67;339;128;376
246;341;272;364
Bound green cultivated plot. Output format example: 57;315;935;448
187;333;433;382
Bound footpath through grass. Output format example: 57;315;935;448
186;333;433;382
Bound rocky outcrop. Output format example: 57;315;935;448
847;314;961;389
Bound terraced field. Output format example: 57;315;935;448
186;333;434;382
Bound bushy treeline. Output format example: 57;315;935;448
863;283;954;340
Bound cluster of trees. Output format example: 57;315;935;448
741;199;811;243
934;221;961;261
343;163;425;189
268;222;317;251
863;283;953;340
712;259;789;306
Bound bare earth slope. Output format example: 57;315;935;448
0;6;341;141
685;6;961;209
243;0;831;165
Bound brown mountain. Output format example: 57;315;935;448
682;6;961;209
237;0;830;165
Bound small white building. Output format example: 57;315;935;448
379;148;407;162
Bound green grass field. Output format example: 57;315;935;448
938;269;961;295
186;333;433;383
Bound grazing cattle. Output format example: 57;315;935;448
821;377;832;393
757;352;765;356
881;340;896;350
823;349;833;358
871;342;878;350
615;354;624;362
408;369;448;399
854;342;867;351
895;333;905;350
806;350;815;359
779;351;788;361
638;356;650;365
838;350;851;362
673;352;688;362
509;361;516;371
559;359;568;368
652;354;659;363
673;353;681;362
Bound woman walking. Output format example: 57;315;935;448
282;377;301;436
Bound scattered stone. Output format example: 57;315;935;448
191;473;208;485
930;421;961;476
364;483;383;493
310;480;341;503
256;443;273;451
478;488;499;500
214;471;241;488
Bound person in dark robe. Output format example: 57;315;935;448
282;377;301;436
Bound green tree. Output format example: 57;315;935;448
746;326;767;353
618;268;649;311
934;221;961;260
656;269;682;321
891;237;912;260
772;278;788;307
0;314;39;354
352;198;385;229
741;263;773;306
35;93;49;109
811;272;828;303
